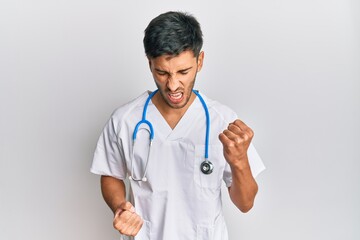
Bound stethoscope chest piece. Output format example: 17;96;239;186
200;160;213;174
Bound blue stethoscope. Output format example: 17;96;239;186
129;89;213;182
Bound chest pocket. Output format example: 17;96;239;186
193;144;226;190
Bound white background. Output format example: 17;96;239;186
0;0;359;239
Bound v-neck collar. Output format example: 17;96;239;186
146;92;204;141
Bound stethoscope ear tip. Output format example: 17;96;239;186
129;175;147;182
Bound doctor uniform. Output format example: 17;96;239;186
91;90;265;240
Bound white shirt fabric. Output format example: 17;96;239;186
91;91;265;240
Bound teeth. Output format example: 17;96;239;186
169;93;182;99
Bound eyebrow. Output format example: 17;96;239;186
155;67;193;74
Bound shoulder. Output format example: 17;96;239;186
109;91;149;130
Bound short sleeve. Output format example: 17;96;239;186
90;117;127;180
247;143;265;178
223;143;265;187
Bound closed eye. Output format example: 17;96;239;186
156;70;168;76
178;67;192;75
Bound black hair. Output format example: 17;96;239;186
143;11;203;58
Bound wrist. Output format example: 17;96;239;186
229;155;251;172
111;200;126;214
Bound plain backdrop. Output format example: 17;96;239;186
0;0;359;239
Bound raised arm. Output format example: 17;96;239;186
218;120;258;213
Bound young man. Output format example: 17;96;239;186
91;11;265;240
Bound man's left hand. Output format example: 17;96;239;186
218;119;254;167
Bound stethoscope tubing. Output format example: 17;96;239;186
192;90;210;160
131;89;212;181
132;90;158;141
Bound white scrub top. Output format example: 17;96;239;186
91;91;265;240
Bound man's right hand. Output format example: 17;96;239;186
113;201;143;237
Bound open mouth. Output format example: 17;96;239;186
167;92;184;104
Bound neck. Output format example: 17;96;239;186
152;91;196;129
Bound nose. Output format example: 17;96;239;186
166;74;180;92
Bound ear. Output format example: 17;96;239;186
197;51;204;72
147;57;153;71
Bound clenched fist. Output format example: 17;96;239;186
218;119;254;167
113;201;143;237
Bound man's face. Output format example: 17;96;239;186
148;50;204;109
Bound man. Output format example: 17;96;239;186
91;11;265;240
